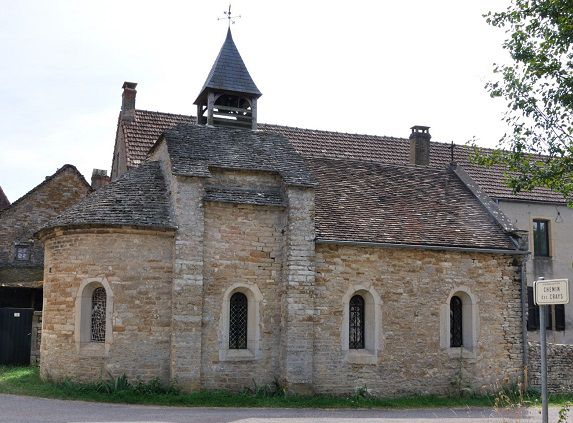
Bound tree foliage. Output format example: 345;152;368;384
477;0;573;203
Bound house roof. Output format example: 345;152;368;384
194;28;262;104
308;158;517;251
0;186;9;211
158;124;314;187
117;109;564;204
0;165;91;216
120;110;194;169
37;161;174;237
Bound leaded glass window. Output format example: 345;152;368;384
229;292;248;349
450;296;463;348
349;295;365;349
91;287;107;343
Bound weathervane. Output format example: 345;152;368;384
218;4;241;28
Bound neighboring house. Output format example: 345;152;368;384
0;187;9;211
0;165;92;310
37;28;528;395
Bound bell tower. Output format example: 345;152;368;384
194;28;262;130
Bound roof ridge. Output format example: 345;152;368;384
134;109;193;119
260;122;408;142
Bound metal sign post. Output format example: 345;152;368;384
533;278;570;423
538;301;548;423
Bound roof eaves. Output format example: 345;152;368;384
315;238;528;255
35;223;176;241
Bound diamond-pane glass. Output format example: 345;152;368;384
229;292;248;349
450;296;463;347
91;287;107;343
349;295;365;349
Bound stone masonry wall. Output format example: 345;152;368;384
314;244;523;396
40;228;174;383
529;342;573;393
169;175;205;390
280;187;315;393
0;167;90;275
30;311;42;365
201;201;284;390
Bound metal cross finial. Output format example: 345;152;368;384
218;4;241;27
448;141;456;164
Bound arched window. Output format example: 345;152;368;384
75;278;113;356
219;284;263;361
349;295;365;349
90;287;107;343
229;292;248;349
450;295;463;348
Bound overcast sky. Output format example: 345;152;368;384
0;0;511;202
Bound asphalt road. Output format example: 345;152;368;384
0;393;569;423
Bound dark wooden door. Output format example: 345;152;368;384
0;308;34;365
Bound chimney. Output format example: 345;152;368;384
409;125;431;165
91;169;111;190
121;81;137;121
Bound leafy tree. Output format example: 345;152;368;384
476;0;573;204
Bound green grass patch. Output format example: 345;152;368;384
0;366;572;409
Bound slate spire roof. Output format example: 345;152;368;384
194;28;262;104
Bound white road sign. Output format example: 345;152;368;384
534;279;570;305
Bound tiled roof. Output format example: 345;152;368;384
160;124;314;187
0;186;9;210
43;122;519;250
308;158;517;251
195;28;262;104
262;124;565;204
121;110;194;169
38;161;174;236
120;109;564;203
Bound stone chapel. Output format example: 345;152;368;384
37;28;528;395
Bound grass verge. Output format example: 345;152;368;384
1;366;572;409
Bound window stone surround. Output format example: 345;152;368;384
340;284;383;364
440;286;479;359
218;282;263;361
75;277;113;358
